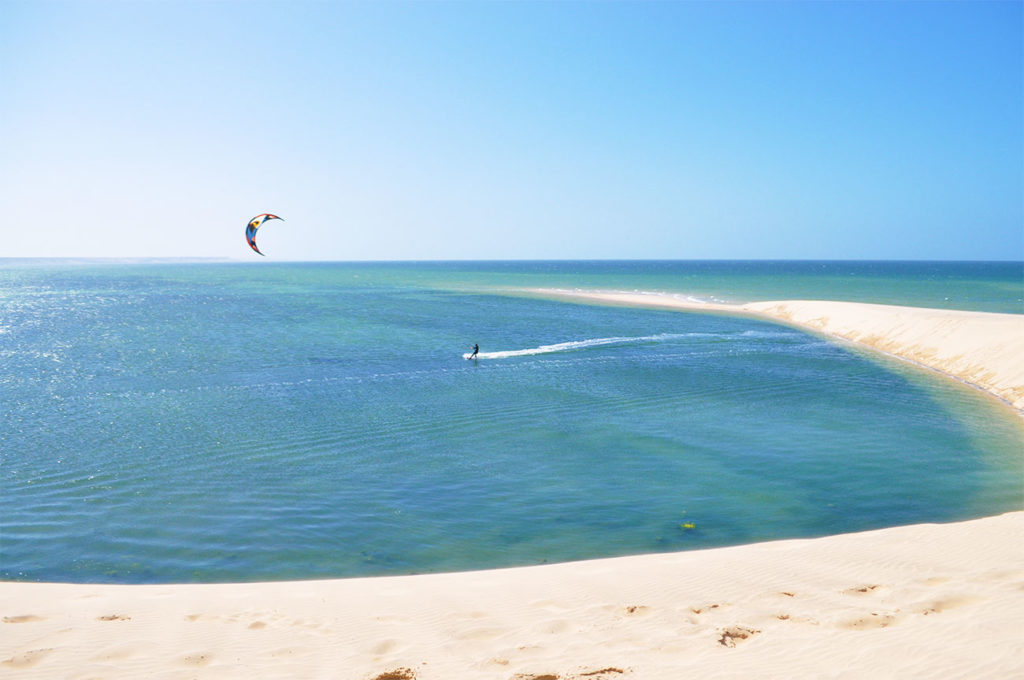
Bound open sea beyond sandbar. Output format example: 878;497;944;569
1;260;1022;583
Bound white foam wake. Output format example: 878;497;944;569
462;334;689;360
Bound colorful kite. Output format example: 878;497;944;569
245;213;283;256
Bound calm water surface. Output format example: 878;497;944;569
1;261;1021;583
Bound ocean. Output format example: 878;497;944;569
1;260;1021;583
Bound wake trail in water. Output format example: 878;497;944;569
462;333;692;360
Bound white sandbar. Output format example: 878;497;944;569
527;288;1024;412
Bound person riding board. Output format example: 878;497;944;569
469;343;479;359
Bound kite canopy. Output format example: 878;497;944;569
245;214;283;256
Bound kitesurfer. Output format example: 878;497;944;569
469;343;479;359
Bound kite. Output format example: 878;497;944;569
245;213;283;256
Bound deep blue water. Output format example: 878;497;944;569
1;261;1021;583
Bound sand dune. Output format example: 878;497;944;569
527;289;1024;412
3;293;1022;678
2;513;1022;679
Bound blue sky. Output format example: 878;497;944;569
2;1;1021;260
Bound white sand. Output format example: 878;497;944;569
3;513;1023;679
3;294;1023;679
527;289;1024;412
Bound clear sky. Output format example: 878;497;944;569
2;0;1021;261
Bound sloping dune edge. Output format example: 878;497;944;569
526;288;1024;412
3;292;1022;679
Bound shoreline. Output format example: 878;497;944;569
3;513;1022;678
524;288;1024;413
3;293;1023;678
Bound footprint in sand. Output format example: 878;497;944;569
841;612;900;630
91;647;138;662
530;599;570;613
371;639;400;655
917;596;978;616
512;668;628;680
843;584;884;596
270;647;300;658
982;568;1024;582
370;669;417;680
717;626;760;648
2;648;54;668
453;626;507;641
598;604;649;617
774;613;819;625
536;619;572;635
97;614;131;621
690;603;725;615
578;669;628;678
2;615;44;624
182;653;213;666
457;610;489;620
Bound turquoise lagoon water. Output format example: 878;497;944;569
1;261;1021;583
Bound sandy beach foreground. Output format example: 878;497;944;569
2;513;1022;679
3;296;1022;679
